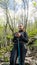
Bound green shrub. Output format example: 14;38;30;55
4;57;9;62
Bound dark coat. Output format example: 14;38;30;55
10;31;28;65
13;30;28;48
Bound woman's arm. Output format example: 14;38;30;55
20;32;28;43
12;33;17;43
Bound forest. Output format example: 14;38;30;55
0;0;37;65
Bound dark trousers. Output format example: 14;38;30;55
10;43;27;65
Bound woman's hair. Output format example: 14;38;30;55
18;22;23;26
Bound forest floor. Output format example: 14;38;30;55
0;46;37;65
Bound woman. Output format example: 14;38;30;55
10;23;28;65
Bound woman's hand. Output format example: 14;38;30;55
15;33;21;37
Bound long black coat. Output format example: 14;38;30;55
10;31;28;65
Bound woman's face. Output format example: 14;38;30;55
18;24;24;31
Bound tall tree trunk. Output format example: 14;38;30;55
23;0;29;30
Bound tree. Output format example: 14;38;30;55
0;0;15;47
22;0;29;30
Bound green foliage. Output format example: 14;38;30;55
0;52;3;58
0;44;13;53
0;44;13;60
0;42;13;51
33;1;37;6
4;57;9;62
27;28;37;37
6;34;13;39
0;25;3;34
32;40;37;46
